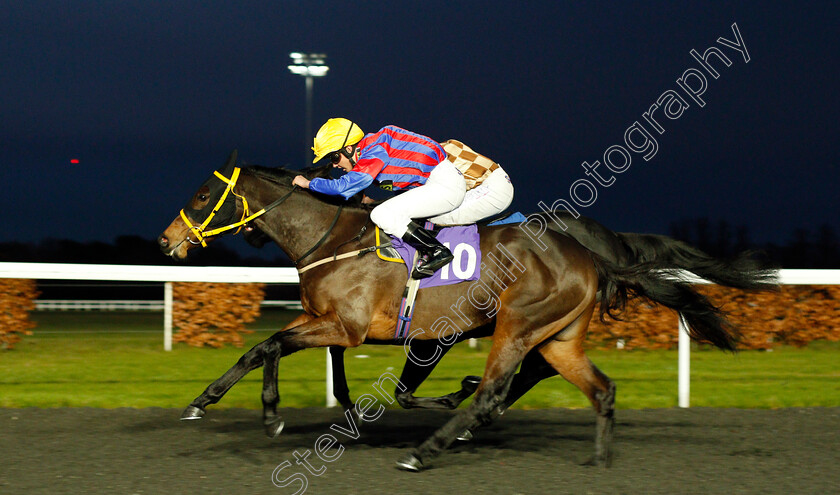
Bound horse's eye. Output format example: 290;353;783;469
198;194;208;201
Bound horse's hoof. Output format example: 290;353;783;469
180;406;205;421
461;375;481;393
456;429;474;441
344;406;362;423
395;454;425;472
264;417;285;439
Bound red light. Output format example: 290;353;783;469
70;159;80;164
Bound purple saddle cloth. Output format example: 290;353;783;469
389;224;482;288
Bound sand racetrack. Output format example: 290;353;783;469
1;407;838;494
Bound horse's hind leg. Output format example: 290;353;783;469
396;272;602;471
502;350;559;410
450;350;558;442
537;336;616;467
395;340;481;410
396;324;533;471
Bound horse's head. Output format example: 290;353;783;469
158;152;366;260
158;150;242;260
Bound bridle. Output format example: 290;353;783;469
179;167;297;248
178;166;343;266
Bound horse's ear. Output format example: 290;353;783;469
220;149;238;174
303;163;333;180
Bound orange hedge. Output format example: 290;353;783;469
3;278;837;351
0;279;40;350
586;285;840;350
172;282;265;348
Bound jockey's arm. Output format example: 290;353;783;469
307;171;374;200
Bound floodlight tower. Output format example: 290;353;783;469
288;53;329;165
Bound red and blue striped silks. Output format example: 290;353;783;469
310;125;447;199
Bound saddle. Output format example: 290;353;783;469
310;215;524;340
376;221;482;340
375;211;525;267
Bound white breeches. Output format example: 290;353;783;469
370;160;467;237
429;167;514;226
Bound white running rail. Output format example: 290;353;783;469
2;262;838;408
34;299;303;311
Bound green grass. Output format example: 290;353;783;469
1;310;838;410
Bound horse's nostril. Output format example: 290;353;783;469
158;235;169;248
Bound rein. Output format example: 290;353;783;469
293;204;344;266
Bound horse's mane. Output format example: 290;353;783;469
243;165;369;210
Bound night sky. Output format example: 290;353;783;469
2;2;837;262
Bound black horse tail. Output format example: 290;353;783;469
617;233;779;290
591;254;739;352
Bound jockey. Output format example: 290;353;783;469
293;118;465;279
294;118;515;278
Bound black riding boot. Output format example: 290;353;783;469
401;222;454;279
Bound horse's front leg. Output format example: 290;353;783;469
328;346;357;413
182;312;354;422
273;345;358;430
262;313;315;437
180;332;281;421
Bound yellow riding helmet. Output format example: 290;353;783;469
312;118;365;163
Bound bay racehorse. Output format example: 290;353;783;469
158;151;763;470
244;213;776;416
